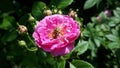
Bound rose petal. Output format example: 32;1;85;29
51;43;74;56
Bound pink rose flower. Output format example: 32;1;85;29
33;14;80;56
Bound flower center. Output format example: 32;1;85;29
49;27;64;39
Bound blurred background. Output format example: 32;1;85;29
0;0;120;68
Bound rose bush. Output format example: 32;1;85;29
1;0;120;68
33;14;80;56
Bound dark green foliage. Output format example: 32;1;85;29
0;0;120;68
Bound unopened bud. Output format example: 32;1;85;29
58;10;62;14
44;9;52;16
28;13;35;21
53;9;58;13
69;10;77;18
18;40;26;46
18;25;27;34
96;16;101;22
104;10;111;16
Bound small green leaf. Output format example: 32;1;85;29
88;39;95;50
101;24;110;31
1;30;18;42
84;0;99;10
108;21;116;27
106;34;119;42
91;17;99;23
82;29;90;37
50;0;73;9
57;60;65;68
94;38;100;47
0;16;14;30
99;12;108;23
113;7;120;18
70;62;76;68
71;60;94;68
6;31;18;42
111;29;118;36
74;40;89;55
110;17;120;24
64;52;72;59
108;42;120;49
88;39;96;57
31;1;46;20
0;18;11;30
54;58;66;68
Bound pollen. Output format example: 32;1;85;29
49;27;64;39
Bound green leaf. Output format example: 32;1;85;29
57;60;65;68
74;40;89;55
71;60;94;68
0;16;15;30
99;12;108;23
110;17;120;24
0;18;11;30
50;0;73;9
101;24;110;31
94;38;100;47
88;39;96;57
1;30;18;42
64;52;72;59
111;29;118;36
108;21;116;27
45;56;55;67
108;42;120;49
84;0;99;10
113;7;120;18
6;31;18;42
91;17;99;23
88;39;95;50
54;58;66;68
82;29;90;37
70;62;76;68
106;34;119;42
31;1;46;20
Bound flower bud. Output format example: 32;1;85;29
53;9;58;13
96;16;101;22
28;13;35;21
18;40;26;46
69;10;77;18
58;10;62;14
44;9;52;16
104;10;111;16
18;25;27;34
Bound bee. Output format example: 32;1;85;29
49;27;63;39
52;28;60;39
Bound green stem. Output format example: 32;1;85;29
24;32;38;51
26;32;36;46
